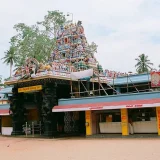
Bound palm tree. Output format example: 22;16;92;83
1;47;16;77
135;53;153;73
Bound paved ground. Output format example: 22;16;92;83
0;137;160;160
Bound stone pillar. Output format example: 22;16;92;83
156;107;160;135
41;83;57;137
85;111;92;136
121;108;129;136
10;87;25;135
35;92;43;121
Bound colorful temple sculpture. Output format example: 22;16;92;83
9;21;105;83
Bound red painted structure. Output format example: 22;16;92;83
53;98;160;112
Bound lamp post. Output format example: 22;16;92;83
67;12;73;22
127;71;132;93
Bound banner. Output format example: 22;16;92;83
70;69;93;80
18;85;42;93
151;72;160;87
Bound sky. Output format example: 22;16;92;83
0;0;160;79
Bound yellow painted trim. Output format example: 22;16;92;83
2;101;8;104
18;85;42;93
4;75;107;86
121;108;129;136
85;111;92;136
4;75;72;85
156;107;160;135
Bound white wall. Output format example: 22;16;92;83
133;121;157;133
2;127;13;135
99;122;122;133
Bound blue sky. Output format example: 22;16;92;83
0;0;160;79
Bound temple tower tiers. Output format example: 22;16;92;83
11;21;104;80
49;21;103;75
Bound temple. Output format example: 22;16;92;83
3;21;107;136
2;21;160;137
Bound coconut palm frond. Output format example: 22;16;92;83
135;53;153;74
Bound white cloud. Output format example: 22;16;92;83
0;0;160;78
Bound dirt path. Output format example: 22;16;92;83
0;137;160;160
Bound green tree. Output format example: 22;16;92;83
1;46;16;77
135;53;153;73
11;23;54;65
38;10;66;37
4;77;10;82
5;10;67;67
3;10;98;71
0;76;3;86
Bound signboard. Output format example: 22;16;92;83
90;106;103;110
126;104;143;108
18;85;42;93
121;108;129;135
86;112;90;120
151;72;160;87
156;107;160;135
85;111;92;135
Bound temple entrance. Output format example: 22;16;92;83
22;91;43;136
55;84;86;137
56;111;86;137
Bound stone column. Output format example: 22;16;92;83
10;87;25;135
121;108;129;136
41;83;57;137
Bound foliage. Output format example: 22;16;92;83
1;46;17;77
0;76;5;87
37;10;66;38
135;53;153;73
11;23;55;65
0;77;3;86
2;10;99;74
3;10;67;68
4;77;11;81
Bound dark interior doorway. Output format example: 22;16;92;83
56;111;86;137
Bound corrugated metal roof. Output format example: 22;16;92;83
1;74;150;91
53;98;160;112
109;73;150;86
58;91;160;105
0;87;12;94
0;104;10;109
